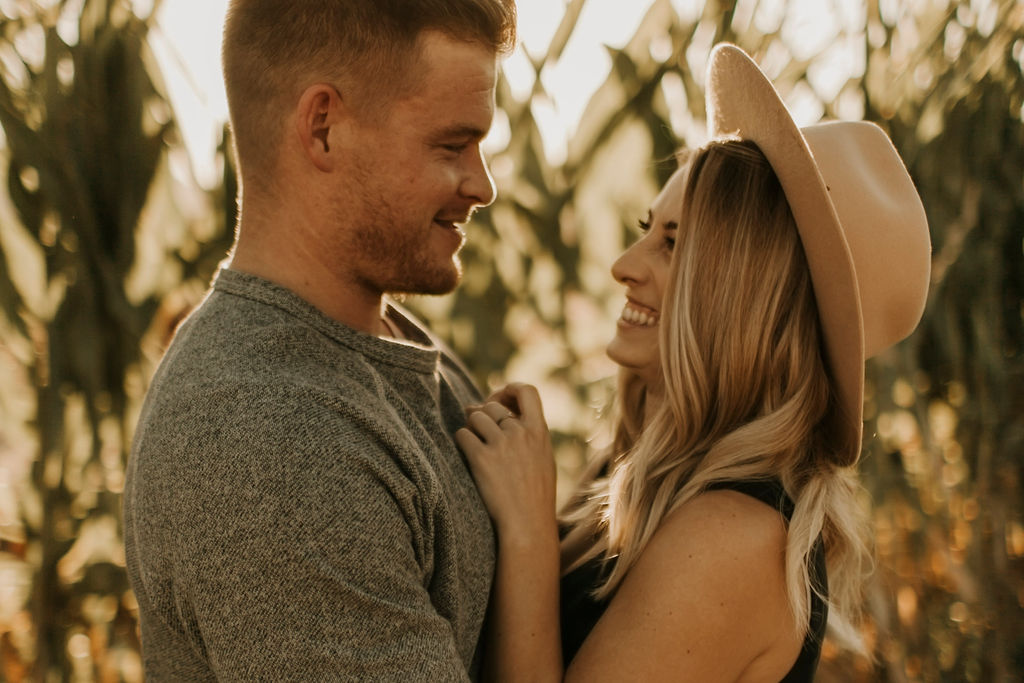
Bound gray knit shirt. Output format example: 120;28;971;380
123;268;495;681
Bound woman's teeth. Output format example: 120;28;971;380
621;303;657;327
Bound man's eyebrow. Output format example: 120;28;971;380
436;124;488;140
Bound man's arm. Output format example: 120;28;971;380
177;426;473;680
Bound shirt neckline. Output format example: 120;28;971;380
213;267;442;374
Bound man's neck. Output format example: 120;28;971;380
229;228;388;336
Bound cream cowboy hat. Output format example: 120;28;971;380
705;44;932;466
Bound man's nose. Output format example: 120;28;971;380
462;148;497;208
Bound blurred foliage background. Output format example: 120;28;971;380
0;0;1021;680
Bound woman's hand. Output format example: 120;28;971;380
455;383;557;544
458;384;563;682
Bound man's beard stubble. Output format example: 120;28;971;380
340;206;464;299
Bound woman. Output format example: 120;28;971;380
456;44;931;681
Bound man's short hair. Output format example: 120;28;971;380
222;0;517;186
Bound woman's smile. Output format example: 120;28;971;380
618;300;659;328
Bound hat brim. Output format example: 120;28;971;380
704;45;865;465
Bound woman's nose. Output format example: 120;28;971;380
611;239;645;286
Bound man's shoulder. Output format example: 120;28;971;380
130;283;471;497
136;295;402;459
128;337;429;526
158;285;386;394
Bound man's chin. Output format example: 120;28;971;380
387;262;462;298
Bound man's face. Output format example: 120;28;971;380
334;31;498;298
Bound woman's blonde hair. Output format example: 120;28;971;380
561;138;871;641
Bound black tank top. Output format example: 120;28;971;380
559;479;828;681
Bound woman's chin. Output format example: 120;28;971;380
605;341;659;383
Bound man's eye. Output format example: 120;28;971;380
442;143;467;153
637;218;651;233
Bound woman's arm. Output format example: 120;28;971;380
456;383;563;683
484;511;561;682
458;391;804;682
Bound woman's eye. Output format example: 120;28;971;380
637;218;651;233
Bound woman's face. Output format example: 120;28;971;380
606;167;686;386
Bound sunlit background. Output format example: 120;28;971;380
0;0;1022;680
151;0;863;184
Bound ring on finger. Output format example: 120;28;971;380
496;411;517;426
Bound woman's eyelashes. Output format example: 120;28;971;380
637;214;676;251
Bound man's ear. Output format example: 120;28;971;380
296;84;344;172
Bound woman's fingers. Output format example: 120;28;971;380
485;385;522;414
494;383;546;430
457;387;556;538
464;400;519;439
454;426;479;452
481;401;517;426
466;409;505;442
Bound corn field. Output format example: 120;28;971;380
0;0;1021;680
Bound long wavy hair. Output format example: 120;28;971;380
560;138;871;642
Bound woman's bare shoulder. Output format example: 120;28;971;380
566;489;802;682
660;487;789;555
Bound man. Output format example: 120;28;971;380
123;0;517;678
